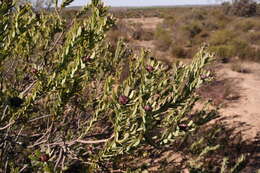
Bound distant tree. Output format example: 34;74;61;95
44;0;53;10
221;1;232;14
32;0;54;10
232;0;257;16
222;0;257;17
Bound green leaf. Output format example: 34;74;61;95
61;0;74;8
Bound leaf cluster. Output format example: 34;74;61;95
0;1;237;172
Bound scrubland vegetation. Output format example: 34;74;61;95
110;1;260;64
0;0;260;172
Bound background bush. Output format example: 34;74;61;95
154;25;172;51
223;0;258;17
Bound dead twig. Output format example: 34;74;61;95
47;134;114;147
54;148;63;171
19;165;28;173
28;114;51;123
28;123;53;148
0;120;15;131
1;105;8;121
20;80;37;97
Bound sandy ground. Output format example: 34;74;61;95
123;17;163;30
218;63;260;140
216;62;260;172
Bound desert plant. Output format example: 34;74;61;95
248;31;260;44
131;23;154;41
0;0;249;172
210;45;235;62
183;21;202;39
154;25;172;51
210;29;236;46
224;0;257;17
171;45;187;58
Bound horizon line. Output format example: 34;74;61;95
68;3;222;8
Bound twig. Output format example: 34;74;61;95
28;140;48;148
75;134;114;145
28;123;53;148
54;148;63;171
61;153;65;170
19;165;28;173
76;137;112;144
20;81;37;97
48;31;64;53
4;160;8;173
15;125;24;141
47;134;114;147
0;121;15;131
1;105;8;121
28;114;51;122
111;170;124;173
5;60;15;77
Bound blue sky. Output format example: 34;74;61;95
69;0;225;7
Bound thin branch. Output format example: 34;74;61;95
20;80;37;97
76;138;111;144
15;125;24;141
1;105;8;121
28;123;53;148
28;114;51;122
54;148;63;171
19;165;28;173
28;140;48;148
47;134;114;147
48;31;64;52
0;120;15;131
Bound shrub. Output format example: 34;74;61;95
210;45;236;62
107;20;130;49
171;45;187;58
162;15;176;28
222;2;232;15
0;1;249;172
224;0;257;17
132;25;154;41
205;9;231;30
210;30;236;46
248;31;260;44
233;18;260;33
187;8;207;21
235;19;255;32
232;39;251;57
253;49;260;61
154;25;172;51
183;22;202;38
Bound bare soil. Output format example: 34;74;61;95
217;63;260;140
123;17;163;30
